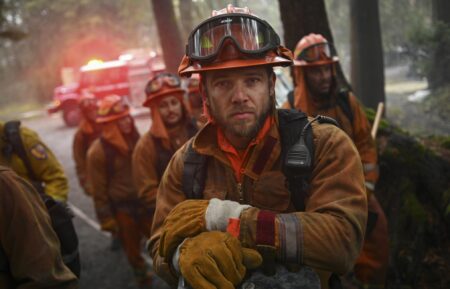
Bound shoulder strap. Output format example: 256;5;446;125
3;121;39;182
182;141;207;199
277;109;312;211
151;136;173;180
336;90;354;122
287;90;295;109
281;111;339;211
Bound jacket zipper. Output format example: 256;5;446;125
237;182;243;202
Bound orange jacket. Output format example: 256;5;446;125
149;115;367;287
282;67;379;189
86;124;140;227
72;119;100;195
0;166;78;289
132;120;197;211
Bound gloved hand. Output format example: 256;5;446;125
159;199;209;261
159;198;251;262
101;218;118;233
179;231;262;289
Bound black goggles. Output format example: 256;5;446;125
296;42;335;62
187;13;281;62
145;73;181;95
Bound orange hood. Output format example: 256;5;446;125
147;94;191;150
293;64;338;110
101;120;139;155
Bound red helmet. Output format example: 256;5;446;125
143;73;184;107
293;33;339;66
78;92;97;112
178;4;292;77
96;95;130;123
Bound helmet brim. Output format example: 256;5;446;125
179;56;292;77
142;88;185;107
96;108;130;123
293;56;339;67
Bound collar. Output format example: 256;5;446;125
193;115;281;182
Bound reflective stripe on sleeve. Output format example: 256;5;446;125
363;163;378;173
277;214;303;264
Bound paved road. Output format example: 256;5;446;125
22;112;170;289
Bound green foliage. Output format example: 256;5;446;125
423;84;450;123
377;126;450;287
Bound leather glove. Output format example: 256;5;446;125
159;199;209;261
160;198;251;262
101;218;118;233
179;231;262;289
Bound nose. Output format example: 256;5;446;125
230;82;249;104
319;67;329;79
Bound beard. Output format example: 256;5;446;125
209;100;271;140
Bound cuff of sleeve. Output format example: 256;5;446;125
205;198;251;231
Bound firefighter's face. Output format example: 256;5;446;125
117;116;133;134
158;95;183;127
304;64;333;97
204;67;274;143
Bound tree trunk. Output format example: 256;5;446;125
179;0;193;41
429;0;450;89
350;0;385;110
278;0;350;90
150;0;184;74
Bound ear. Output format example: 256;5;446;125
269;72;276;97
199;78;210;107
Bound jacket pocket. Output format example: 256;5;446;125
250;171;291;211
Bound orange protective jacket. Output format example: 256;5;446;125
282;68;378;189
149;115;367;287
0;166;78;289
132;121;196;211
72;119;100;195
86;123;140;227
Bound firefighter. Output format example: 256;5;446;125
148;5;367;289
86;95;152;288
185;74;206;126
0;165;78;289
283;33;389;288
72;93;101;196
0;121;69;202
132;73;197;237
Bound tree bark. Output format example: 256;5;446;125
179;0;193;41
429;0;450;89
150;0;184;74
278;0;350;90
350;0;385;110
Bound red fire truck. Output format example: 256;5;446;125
48;53;164;126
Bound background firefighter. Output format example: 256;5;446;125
72;93;101;196
132;72;198;238
86;95;153;288
282;33;389;288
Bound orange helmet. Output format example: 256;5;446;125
96;95;130;123
143;73;185;107
178;4;292;77
293;33;339;66
78;92;98;112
